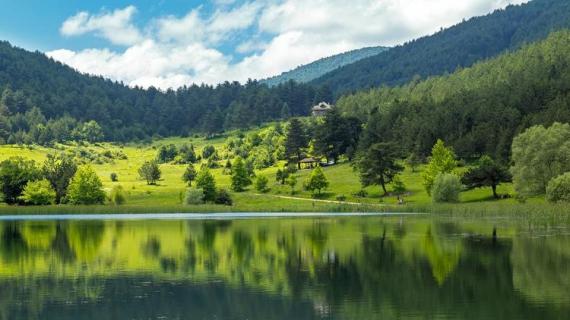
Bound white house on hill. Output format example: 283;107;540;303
312;102;333;116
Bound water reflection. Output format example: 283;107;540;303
0;217;568;319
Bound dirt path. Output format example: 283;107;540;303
252;193;388;206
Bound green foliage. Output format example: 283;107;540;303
432;173;462;203
304;166;329;196
19;179;56;205
0;156;41;204
337;30;570;164
312;108;361;162
156;144;178;163
286;175;298;195
462;155;511;199
285;118;308;167
138;161;161;185
184;188;205;205
42;154;77;204
182;164;197;186
67;165;106;205
511;123;570;197
110;172;118;182
231;157;252;192
0;41;319;143
316;0;570;96
355;142;403;195
392;176;407;195
423;140;457;195
76;120;104;143
255;175;270;193
202;145;217;159
109;185;127;205
546;173;570;203
214;189;233;206
195;168;217;202
406;153;422;173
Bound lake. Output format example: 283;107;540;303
0;214;568;319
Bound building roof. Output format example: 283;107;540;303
312;102;333;111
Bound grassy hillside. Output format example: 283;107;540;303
0;124;538;215
261;46;388;87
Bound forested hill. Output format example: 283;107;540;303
312;0;570;97
261;46;388;87
0;41;321;143
338;30;570;163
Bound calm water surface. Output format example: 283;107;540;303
0;214;568;319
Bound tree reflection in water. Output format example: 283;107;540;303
0;217;567;320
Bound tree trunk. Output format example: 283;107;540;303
492;184;498;199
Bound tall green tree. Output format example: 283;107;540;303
462;155;512;199
354;143;403;195
42;154;77;204
67;165;106;205
196;168;217;202
138;161;161;185
422;140;457;195
0;157;41;204
285;118;308;169
231;157;252;192
511;123;570;196
182;164;197;186
304;166;329;196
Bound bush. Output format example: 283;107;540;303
109;185;127;205
431;173;462;203
67;165;106;205
336;195;347;201
255;175;270;193
546;172;570;203
214;189;233;206
19;179;56;205
185;188;205;205
110;172;118;182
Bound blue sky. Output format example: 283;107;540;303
0;0;528;88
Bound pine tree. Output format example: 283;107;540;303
285;118;307;169
231;157;252;192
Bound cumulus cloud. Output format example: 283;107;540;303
48;0;529;89
60;6;142;46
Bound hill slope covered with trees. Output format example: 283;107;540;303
0;42;322;144
312;0;570;97
261;46;388;87
337;30;570;163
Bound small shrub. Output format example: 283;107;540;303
110;172;118;182
336;195;347;201
546;172;570;203
431;173;462;203
109;185;127;205
19;179;56;205
185;188;205;205
214;189;233;206
255;175;270;193
353;189;368;198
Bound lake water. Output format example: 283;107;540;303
0;214;568;319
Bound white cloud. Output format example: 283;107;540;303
49;0;529;89
60;6;142;46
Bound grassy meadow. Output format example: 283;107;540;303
0;125;561;217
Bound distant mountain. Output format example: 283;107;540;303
261;46;389;87
311;0;570;97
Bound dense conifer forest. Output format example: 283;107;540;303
311;0;570;97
